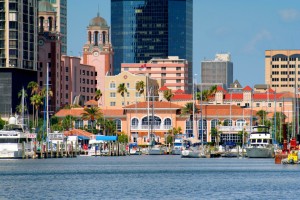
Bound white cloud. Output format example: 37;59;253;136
279;9;300;22
244;30;272;53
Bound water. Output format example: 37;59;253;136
0;156;299;200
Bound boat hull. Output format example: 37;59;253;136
181;149;206;158
246;147;274;158
148;149;164;155
0;150;22;159
172;148;181;155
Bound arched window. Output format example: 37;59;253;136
164;118;172;129
94;31;99;46
102;31;106;44
211;119;220;129
223;119;232;126
48;17;53;31
115;119;122;132
39;17;44;32
142;116;161;125
75;120;83;129
131;118;139;126
236;119;246;127
185;119;193;137
88;31;92;44
198;119;207;130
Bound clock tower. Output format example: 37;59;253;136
82;13;114;107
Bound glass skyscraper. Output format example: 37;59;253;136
111;0;193;91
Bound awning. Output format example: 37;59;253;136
95;135;118;141
78;136;90;140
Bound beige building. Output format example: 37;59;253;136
121;56;189;93
265;49;300;93
104;71;161;108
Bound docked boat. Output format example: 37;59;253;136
172;138;183;155
181;138;209;158
246;126;274;158
129;143;142;155
148;145;166;155
0;116;36;159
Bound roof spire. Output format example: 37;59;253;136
97;4;100;17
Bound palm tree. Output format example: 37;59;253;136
30;94;43;127
256;110;268;125
181;102;197;115
117;83;128;106
197;90;209;101
94;89;103;101
105;120;116;136
96;116;106;135
210;128;222;146
163;89;173;106
62;115;75;130
27;81;39;124
16;88;28;114
208;85;217;97
135;81;145;100
81;106;102;133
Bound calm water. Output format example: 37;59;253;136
0;156;299;200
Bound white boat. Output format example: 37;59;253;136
148;145;166;155
181;138;209;158
0;116;35;159
172;138;183;155
246;126;274;158
48;131;65;151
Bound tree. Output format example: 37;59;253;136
211;128;222;146
94;89;103;101
117;131;128;143
163;89;173;106
0;116;6;130
167;126;182;145
197;90;209;101
208;85;217;97
135;81;145;100
81;107;102;133
16;88;28;114
105;120;116;135
27;81;39;126
181;102;197;115
96;116;107;135
117;83;128;106
62;115;75;131
30;94;43;127
256;110;270;126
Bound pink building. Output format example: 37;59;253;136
38;1;61;111
121;56;189;93
81;13;114;106
60;56;96;106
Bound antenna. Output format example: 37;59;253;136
97;4;100;17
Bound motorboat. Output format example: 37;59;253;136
148;145;166;155
0;116;36;159
128;143;142;155
246;126;274;158
172;138;183;155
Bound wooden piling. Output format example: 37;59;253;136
50;142;53;158
22;141;25;159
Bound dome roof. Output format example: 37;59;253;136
39;1;55;12
89;13;108;27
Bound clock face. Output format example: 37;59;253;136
93;51;99;57
38;39;44;46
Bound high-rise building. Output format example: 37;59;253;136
39;0;67;55
0;0;38;114
265;49;300;93
111;0;193;92
201;53;233;90
38;0;61;111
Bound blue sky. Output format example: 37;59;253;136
68;0;300;87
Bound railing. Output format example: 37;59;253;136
131;124;172;130
218;126;251;132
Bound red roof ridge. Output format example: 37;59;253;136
159;85;169;91
243;86;252;91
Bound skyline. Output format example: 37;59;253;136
68;0;300;88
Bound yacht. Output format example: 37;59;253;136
148;145;166;155
246;126;274;158
0;116;35;159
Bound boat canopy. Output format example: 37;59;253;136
78;136;90;140
95;135;118;141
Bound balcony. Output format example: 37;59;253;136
131;124;172;130
218;126;251;133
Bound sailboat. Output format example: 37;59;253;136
0;88;36;158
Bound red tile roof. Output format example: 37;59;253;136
171;94;192;101
243;86;252;91
224;93;243;100
196;104;257;117
125;101;182;109
159;86;169;91
216;85;226;92
174;89;184;94
55;108;84;118
64;129;94;138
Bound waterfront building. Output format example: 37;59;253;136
39;0;67;55
210;85;294;123
81;13;114;106
54;102;254;145
111;0;193;92
60;55;96;106
38;0;61;111
201;53;233;90
265;49;300;93
121;56;189;93
104;71;161;108
0;0;38;114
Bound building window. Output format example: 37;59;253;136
65;93;68;99
176;67;181;71
279;103;282;107
176;79;181;83
87;71;89;76
127;83;130;88
39;71;42;77
127;92;130;97
161;67;166;71
110;102;116;106
176;73;181;77
66;67;68;72
82;87;85;92
91;80;93;85
48;53;51;58
66;76;68;81
256;103;260;107
95;72;97;76
110;81;116;88
268;103;271;107
161;73;166;77
87;79;89;84
82;70;85;75
110;92;116;97
66;85;68;90
91;72;93;76
124;67;129;71
39;81;43;87
87;88;89;93
136;92;141;97
83;79;85;84
91;88;93;93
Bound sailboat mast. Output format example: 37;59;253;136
46;62;49;139
22;87;25;125
147;75;150;146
